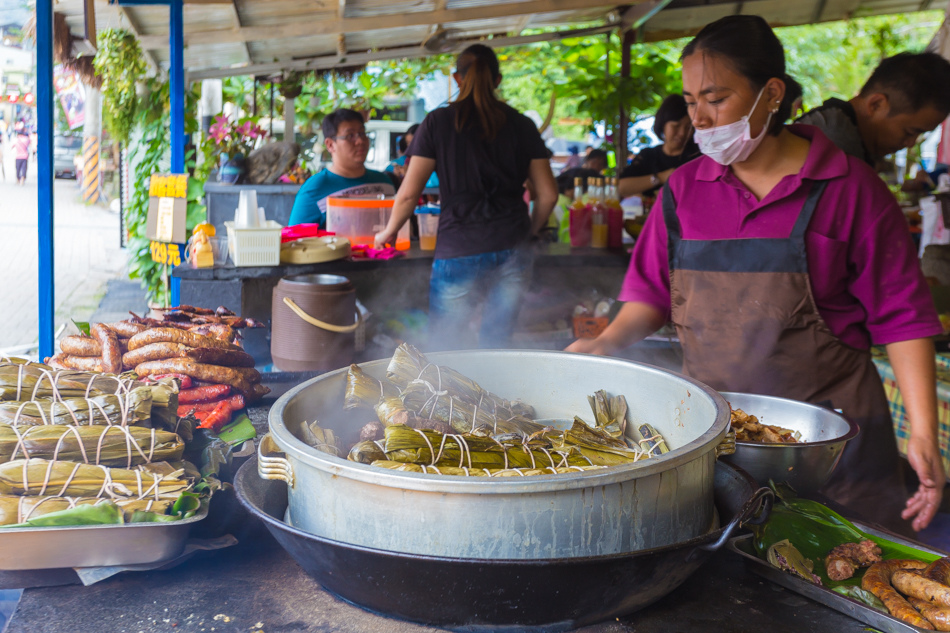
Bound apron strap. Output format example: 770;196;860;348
662;184;681;273
789;180;828;240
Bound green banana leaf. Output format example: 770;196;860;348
217;414;256;445
2;501;123;528
752;483;939;587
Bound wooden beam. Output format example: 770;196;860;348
812;0;828;23
620;0;673;29
188;22;616;79
116;6;162;73
138;0;626;49
339;0;347;19
230;0;253;64
516;13;535;34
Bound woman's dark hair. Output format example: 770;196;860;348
453;44;506;140
321;108;364;140
407;123;420;136
681;15;795;136
652;94;689;139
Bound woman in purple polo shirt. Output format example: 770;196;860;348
568;15;944;534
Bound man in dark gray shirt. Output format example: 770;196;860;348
797;52;950;166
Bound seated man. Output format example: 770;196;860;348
797;52;950;166
289;108;395;227
555;148;608;192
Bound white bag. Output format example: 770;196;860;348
919;195;950;257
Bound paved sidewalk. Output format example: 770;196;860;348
0;150;131;353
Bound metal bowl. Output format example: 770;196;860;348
719;392;860;493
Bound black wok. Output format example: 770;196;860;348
234;457;770;632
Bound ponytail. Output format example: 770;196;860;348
453;44;506;141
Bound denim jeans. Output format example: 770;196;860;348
429;247;534;350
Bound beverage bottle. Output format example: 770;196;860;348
606;177;624;249
569;177;591;247
590;178;608;249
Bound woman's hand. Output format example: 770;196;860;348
902;433;945;531
565;337;616;356
374;229;397;250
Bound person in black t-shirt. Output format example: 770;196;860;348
374;43;557;350
618;94;700;199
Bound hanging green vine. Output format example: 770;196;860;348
94;29;147;144
125;78;205;303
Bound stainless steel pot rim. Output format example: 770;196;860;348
721;391;861;448
268;349;731;494
237;457;746;565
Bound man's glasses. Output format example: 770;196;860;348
333;132;369;143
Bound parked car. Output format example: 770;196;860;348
53;134;82;178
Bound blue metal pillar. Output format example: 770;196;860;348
170;0;184;306
37;0;55;359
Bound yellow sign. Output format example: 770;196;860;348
149;241;183;267
148;174;188;199
145;173;189;245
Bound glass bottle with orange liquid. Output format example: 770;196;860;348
569;177;592;247
590;178;609;249
605;177;624;249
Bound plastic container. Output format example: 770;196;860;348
415;206;440;251
225;220;283;267
327;195;409;250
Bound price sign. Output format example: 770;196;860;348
145;173;189;245
149;241;184;266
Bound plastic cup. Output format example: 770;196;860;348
415;209;440;251
236;190;260;227
210;236;229;265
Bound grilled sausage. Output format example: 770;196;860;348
134;359;254;397
248;382;270;403
893;570;950;607
862;559;934;629
909;598;950;632
229;366;262;384
188;323;236;342
926;558;950;585
61;336;130;357
48;354;104;373
127;328;236;352
91;324;122;374
108;320;148;338
184;347;254;368
122;343;194;370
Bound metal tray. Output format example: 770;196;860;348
0;506;208;570
727;526;945;633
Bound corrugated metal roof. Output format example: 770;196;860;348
56;0;939;79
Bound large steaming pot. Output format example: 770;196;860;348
262;350;731;559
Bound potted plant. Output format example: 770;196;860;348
208;115;266;184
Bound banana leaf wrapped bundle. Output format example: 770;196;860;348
344;365;401;410
372;459;607;477
0;424;184;467
0;459;193;499
0;362;139;400
0;494;174;525
382;425;592;469
0;387;153;428
588;390;628;439
400;380;547;437
551;418;655;465
348;440;387;464
294;421;342;458
385;343;535;419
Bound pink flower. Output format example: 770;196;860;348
237;121;254;137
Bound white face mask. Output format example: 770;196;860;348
693;87;772;166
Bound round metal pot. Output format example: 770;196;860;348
719;391;860;493
237;456;772;631
264;350;731;559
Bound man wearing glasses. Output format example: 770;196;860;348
289;108;396;227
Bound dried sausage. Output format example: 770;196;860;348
926;558;950;585
122;343;193;370
127;328;235;352
909;598;950;632
892;570;950;607
862;559;934;629
91;324;122;374
134;359;254;397
184;347;254;368
61;336;129;357
108;321;148;338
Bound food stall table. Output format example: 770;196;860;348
872;349;950;475
0;375;896;633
